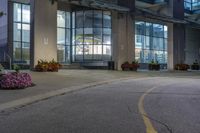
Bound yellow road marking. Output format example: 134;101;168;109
138;87;158;133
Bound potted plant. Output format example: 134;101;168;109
191;60;199;70
148;60;160;71
175;64;190;71
121;61;130;71
13;64;20;73
129;60;139;71
35;60;48;72
35;59;61;72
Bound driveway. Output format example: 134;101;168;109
0;76;200;133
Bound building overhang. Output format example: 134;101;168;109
136;0;168;8
58;0;130;12
135;7;187;24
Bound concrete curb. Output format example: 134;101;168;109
0;77;156;112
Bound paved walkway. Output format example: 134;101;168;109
0;69;200;111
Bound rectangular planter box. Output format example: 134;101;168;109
148;64;160;71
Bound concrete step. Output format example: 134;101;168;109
61;63;83;69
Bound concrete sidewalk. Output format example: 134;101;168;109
0;69;200;111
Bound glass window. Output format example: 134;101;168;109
22;43;30;62
146;23;152;36
164;25;168;38
22;24;30;43
94;11;103;28
135;21;168;64
13;3;30;64
57;28;65;45
84;44;93;60
66;12;71;28
94;28;102;45
76;11;84;28
135;21;145;35
84;28;93;44
153;24;164;38
103;28;111;45
13;42;21;61
103;11;111;28
75;28;83;44
57;11;65;27
57;45;65;62
14;23;21;41
22;5;30;23
84;11;93;28
62;10;112;62
14;3;21;22
57;11;71;63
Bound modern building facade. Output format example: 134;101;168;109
0;0;200;70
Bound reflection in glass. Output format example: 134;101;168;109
22;43;30;62
13;3;30;64
22;5;30;23
76;11;84;28
22;24;30;43
103;11;111;28
14;3;21;22
94;11;102;28
135;21;168;64
57;11;71;63
13;42;21;61
57;11;65;27
14;23;21;41
57;45;65;62
57;28;65;45
73;10;112;61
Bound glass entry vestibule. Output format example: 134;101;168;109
57;9;112;64
135;20;168;69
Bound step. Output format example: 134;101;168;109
61;63;83;69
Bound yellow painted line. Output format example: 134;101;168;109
138;87;158;133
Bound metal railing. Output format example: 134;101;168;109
3;52;12;70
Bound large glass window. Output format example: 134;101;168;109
72;10;112;61
57;11;71;63
184;0;200;12
13;3;30;64
57;10;112;63
135;21;168;64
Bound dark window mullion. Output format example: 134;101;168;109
92;10;94;60
65;12;67;63
20;3;23;61
101;11;103;60
83;10;85;61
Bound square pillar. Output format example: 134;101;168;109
30;0;57;68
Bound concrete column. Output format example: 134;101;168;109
167;23;174;71
112;12;134;70
30;0;57;68
173;24;185;65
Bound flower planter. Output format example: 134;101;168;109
0;72;33;89
148;64;160;71
121;62;139;71
121;63;130;71
175;64;189;71
191;65;199;70
35;59;61;72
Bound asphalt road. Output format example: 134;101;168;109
0;77;200;133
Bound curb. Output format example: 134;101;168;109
0;77;155;112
